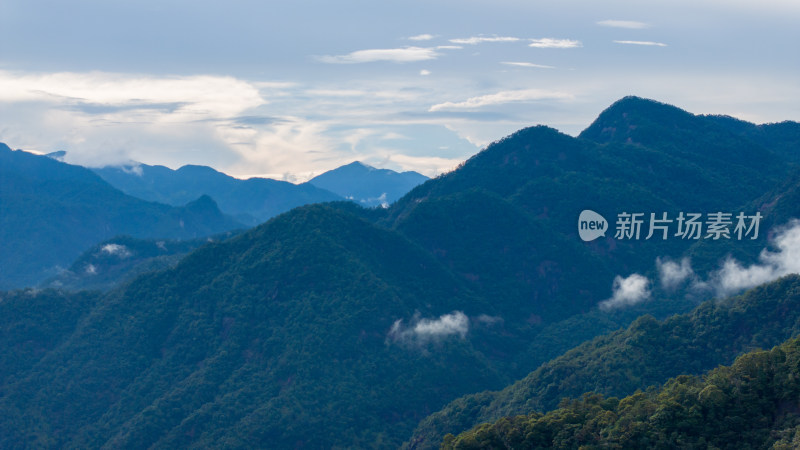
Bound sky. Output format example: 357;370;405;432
1;0;799;181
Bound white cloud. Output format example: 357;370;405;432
597;20;650;29
614;40;668;47
122;164;143;176
0;71;263;118
529;38;582;48
449;36;520;45
0;70;267;168
413;311;469;337
656;257;694;289
429;89;573;112
420;69;431;76
409;34;435;41
501;62;555;69
317;47;439;64
101;243;131;258
599;273;651;310
388;311;470;345
712;220;800;295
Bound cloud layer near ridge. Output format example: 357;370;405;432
601;220;800;310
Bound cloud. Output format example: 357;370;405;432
501;62;555;69
420;69;431;76
712;220;800;295
429;89;573;112
0;70;267;167
409;34;435;41
449;36;520;45
475;314;503;326
0;71;263;118
121;164;143;176
597;20;650;29
388;311;470;345
317;47;439;64
656;257;694;289
605;221;800;306
529;38;582;48
101;243;131;258
614;40;668;47
599;274;651;310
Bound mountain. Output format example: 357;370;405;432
3;98;800;447
42;232;240;291
702;114;800;164
407;274;800;448
308;161;428;207
0;204;509;448
93;162;343;225
0;144;244;290
443;330;800;449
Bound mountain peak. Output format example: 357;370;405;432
176;164;224;176
578;96;694;144
309;161;428;207
345;160;373;170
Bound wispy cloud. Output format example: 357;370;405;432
614;40;668;47
601;221;800;310
0;70;268;167
420;69;431;76
0;71;264;117
429;89;573;112
501;62;555;69
599;273;651;310
450;36;520;45
529;38;582;48
656;257;694;289
712;220;800;295
317;47;439;64
388;311;470;345
101;243;131;258
408;34;436;41
597;19;650;29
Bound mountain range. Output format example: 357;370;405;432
2;96;800;447
91;163;342;226
0;144;243;290
0;149;428;290
92;160;428;224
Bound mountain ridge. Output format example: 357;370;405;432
0;144;244;289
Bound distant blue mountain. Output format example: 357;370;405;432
309;161;428;207
0;144;243;289
92;163;343;225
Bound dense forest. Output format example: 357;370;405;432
443;332;800;449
